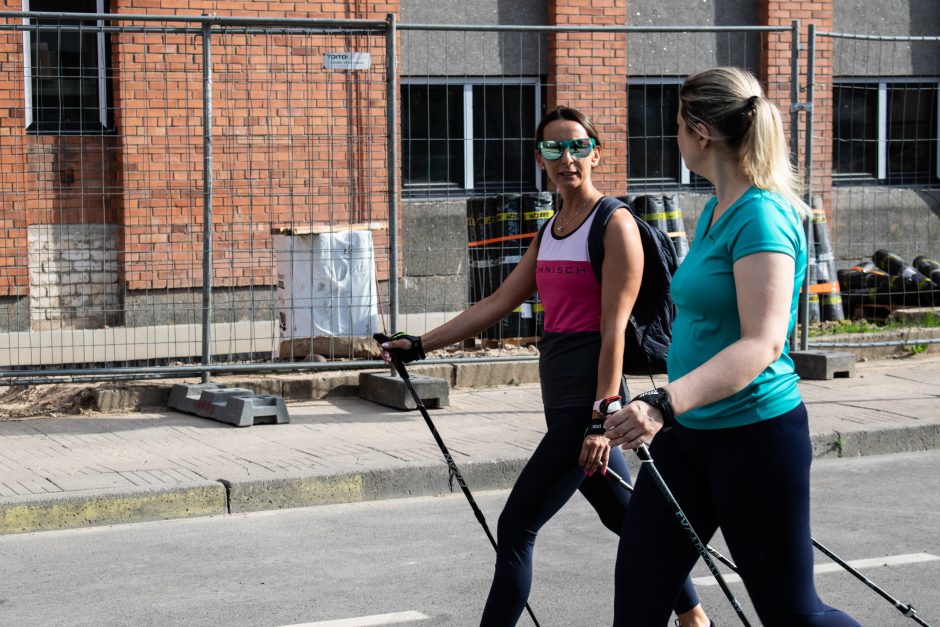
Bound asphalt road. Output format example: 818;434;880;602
1;450;938;626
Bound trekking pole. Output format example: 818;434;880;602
810;538;932;627
374;335;541;627
603;466;739;574
633;444;753;627
609;466;932;627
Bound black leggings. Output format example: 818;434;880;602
613;403;861;626
480;405;700;626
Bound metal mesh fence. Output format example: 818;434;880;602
396;24;793;361
0;12;936;384
817;31;940;330
0;12;394;381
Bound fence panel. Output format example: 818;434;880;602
396;23;794;360
0;13;394;381
8;15;936;382
808;31;940;348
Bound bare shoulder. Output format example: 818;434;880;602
604;206;640;239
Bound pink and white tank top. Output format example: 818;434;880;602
536;207;602;333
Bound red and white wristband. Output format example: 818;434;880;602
585;395;623;437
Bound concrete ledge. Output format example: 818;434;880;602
226;459;528;514
95;384;172;412
278;370;374;400
807;327;940;360
0;483;227;535
454;360;540;388
811;424;940;459
226;474;368;513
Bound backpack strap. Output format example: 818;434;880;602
587;196;630;282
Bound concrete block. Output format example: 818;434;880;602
167;382;226;414
359;371;450;410
791;351;856;380
168;383;290;427
217;394;290;427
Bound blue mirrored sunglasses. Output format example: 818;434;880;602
537;137;596;160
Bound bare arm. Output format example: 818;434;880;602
579;209;643;473
595;210;643;400
382;239;539;355
606;250;796;448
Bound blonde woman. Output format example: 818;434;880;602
605;67;861;626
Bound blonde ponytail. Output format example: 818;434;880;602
680;67;809;218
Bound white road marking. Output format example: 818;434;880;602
280;610;430;627
693;552;939;586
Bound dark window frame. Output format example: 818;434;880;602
833;78;939;186
627;78;711;192
23;0;113;135
401;77;541;198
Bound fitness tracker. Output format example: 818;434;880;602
585;395;623;438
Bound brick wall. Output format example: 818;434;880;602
547;0;628;196
0;1;398;325
761;0;833;214
111;1;396;291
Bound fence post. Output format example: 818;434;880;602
790;19;802;351
801;24;817;351
201;18;214;382
386;13;399;336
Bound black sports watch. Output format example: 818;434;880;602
630;387;676;429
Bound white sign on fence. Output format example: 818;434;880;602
323;52;371;70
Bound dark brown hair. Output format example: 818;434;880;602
535;106;602;146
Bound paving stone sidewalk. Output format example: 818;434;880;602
0;353;937;535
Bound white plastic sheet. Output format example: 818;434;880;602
274;230;378;338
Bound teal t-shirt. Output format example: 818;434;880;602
668;187;807;429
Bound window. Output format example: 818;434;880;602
24;0;112;134
833;80;939;184
401;79;539;195
627;79;708;190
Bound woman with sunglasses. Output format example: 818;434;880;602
378;106;709;626
605;67;861;625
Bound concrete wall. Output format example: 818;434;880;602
0;298;29;332
123;288;276;327
832;0;940;75
835;0;940;37
399;199;469;314
628;0;761;76
831;188;940;267
400;0;547;76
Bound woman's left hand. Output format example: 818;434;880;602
578;434;610;476
604;401;666;450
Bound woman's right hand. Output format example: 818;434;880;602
375;332;425;364
579;433;610;477
603;400;665;450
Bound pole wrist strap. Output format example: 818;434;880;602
630;387;675;428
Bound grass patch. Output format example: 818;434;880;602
808;311;940;337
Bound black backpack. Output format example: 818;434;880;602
589;196;678;377
538;196;678;378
